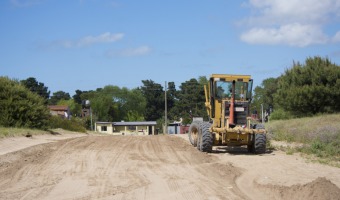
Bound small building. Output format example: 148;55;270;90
48;105;70;119
168;123;190;134
95;121;157;135
167;118;189;134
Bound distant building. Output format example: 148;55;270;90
95;121;158;135
167;117;189;134
81;108;90;117
48;105;71;119
167;123;189;134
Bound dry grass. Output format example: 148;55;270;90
267;114;340;167
0;127;49;138
267;114;340;142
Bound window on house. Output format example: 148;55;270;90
128;126;136;130
101;126;107;131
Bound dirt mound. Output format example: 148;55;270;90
258;177;340;200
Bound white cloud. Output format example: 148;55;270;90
247;0;339;24
77;32;124;47
107;46;151;57
51;32;124;48
240;23;328;47
240;0;340;47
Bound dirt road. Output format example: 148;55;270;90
0;134;339;200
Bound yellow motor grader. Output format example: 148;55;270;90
188;74;266;153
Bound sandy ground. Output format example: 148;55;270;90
0;133;339;200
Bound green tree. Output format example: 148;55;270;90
90;90;114;121
124;88;146;121
140;80;164;121
275;56;340;117
20;77;50;101
166;82;178;120
198;76;208;86
49;91;71;105
101;85;146;121
175;78;207;124
81;86;146;122
0;77;50;129
252;77;278;114
73;89;83;104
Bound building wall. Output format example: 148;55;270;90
95;123;113;134
113;125;151;135
180;125;189;134
168;125;189;134
95;123;155;135
168;126;180;134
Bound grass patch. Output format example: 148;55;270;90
0;116;87;138
267;113;340;167
285;147;296;155
0;127;49;138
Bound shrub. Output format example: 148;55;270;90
269;109;293;121
274;57;340;117
48;116;86;133
299;137;340;161
0;77;50;129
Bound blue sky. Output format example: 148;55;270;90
1;0;340;95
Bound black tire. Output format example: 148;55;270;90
254;123;265;129
198;122;213;153
247;143;253;153
247;133;255;153
254;134;266;154
197;133;202;151
189;122;199;147
196;123;202;151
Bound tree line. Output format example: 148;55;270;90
252;56;340;120
1;56;339;130
0;75;209;130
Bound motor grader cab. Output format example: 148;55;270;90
188;74;266;153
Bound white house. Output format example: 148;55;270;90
95;121;158;135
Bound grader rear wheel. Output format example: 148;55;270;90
189;122;199;147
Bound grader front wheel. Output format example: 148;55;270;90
253;124;267;154
198;122;213;153
254;134;266;154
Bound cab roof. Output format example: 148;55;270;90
210;74;252;82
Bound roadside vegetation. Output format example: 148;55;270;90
251;56;340;167
0;77;50;129
48;116;86;133
0;126;49;138
0;77;87;136
267;114;340;167
0;73;209;136
252;56;340;118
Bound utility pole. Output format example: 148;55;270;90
90;107;93;131
165;81;167;134
261;104;264;124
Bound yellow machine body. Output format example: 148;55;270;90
205;74;265;146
